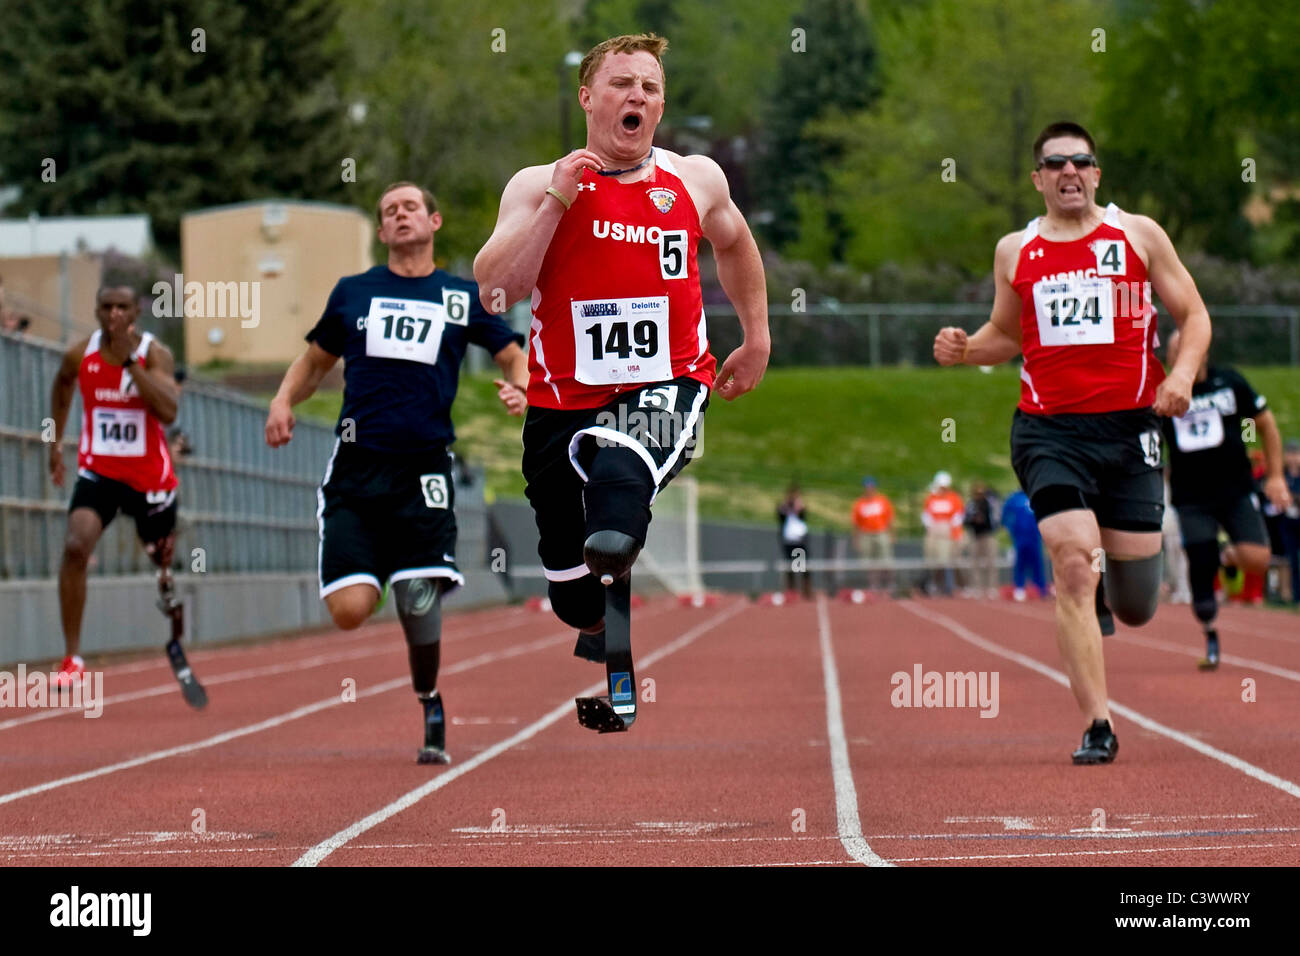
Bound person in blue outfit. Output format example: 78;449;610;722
1002;489;1047;600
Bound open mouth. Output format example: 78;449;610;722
621;113;641;132
1060;184;1083;196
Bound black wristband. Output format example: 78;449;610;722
123;354;136;368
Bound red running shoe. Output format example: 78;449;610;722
53;655;85;689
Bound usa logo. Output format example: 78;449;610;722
610;672;633;703
647;187;677;213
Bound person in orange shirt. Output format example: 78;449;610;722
922;471;964;595
852;476;895;592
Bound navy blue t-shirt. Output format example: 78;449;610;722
306;266;523;453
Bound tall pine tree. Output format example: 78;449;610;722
753;0;879;254
0;0;350;260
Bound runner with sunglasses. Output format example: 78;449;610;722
934;121;1212;764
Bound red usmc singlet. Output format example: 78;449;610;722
527;148;716;409
77;330;177;492
1014;203;1163;415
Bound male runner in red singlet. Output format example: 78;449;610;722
475;33;769;732
48;286;206;707
934;122;1212;763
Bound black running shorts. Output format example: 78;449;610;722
1176;492;1269;548
317;442;463;598
69;469;178;544
522;377;708;583
1010;406;1164;532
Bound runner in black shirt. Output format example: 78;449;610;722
1160;332;1294;667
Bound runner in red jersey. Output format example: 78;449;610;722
524;150;716;409
476;33;769;732
934;122;1212;764
48;287;205;706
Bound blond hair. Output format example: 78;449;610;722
578;33;668;89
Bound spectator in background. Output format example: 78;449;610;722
778;483;812;598
1280;440;1300;605
964;481;1000;598
851;476;894;592
1002;489;1048;600
921;471;963;596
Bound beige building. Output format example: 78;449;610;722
180;201;372;366
0;253;100;342
1;214;153;342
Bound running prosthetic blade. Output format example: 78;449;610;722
166;637;208;709
1197;631;1220;671
418;691;451;764
576;575;635;733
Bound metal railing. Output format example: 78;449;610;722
0;332;334;579
704;303;1300;366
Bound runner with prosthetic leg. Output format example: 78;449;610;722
48;286;206;707
266;182;528;763
935;122;1212;764
1160;331;1293;669
476;34;769;732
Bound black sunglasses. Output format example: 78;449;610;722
1038;153;1097;170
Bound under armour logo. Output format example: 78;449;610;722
577;183;596;192
1029;248;1045;260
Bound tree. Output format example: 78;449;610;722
1096;0;1300;262
796;0;1103;272
332;0;571;271
0;0;351;260
752;0;880;253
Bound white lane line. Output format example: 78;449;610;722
0;617;608;807
995;601;1300;682
292;599;750;867
886;841;1300;863
0;605;564;732
7;604;532;680
816;596;891;867
899;602;1300;800
1113;632;1300;683
0;644;398;731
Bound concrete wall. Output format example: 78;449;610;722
1;470;510;669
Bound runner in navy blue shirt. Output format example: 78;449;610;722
265;182;527;764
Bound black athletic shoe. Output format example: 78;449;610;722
1071;718;1118;765
165;638;208;709
573;628;606;663
418;691;451;765
1198;631;1220;671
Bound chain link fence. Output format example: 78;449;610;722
704;303;1300;367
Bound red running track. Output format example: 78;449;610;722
0;595;1297;866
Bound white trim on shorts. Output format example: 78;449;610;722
320;572;382;599
316;438;342;597
390;566;465;593
564;385;708;505
544;563;591;583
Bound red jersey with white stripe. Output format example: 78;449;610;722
527;148;716;409
77;330;177;492
1014;203;1163;415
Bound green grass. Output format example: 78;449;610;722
276;365;1300;533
